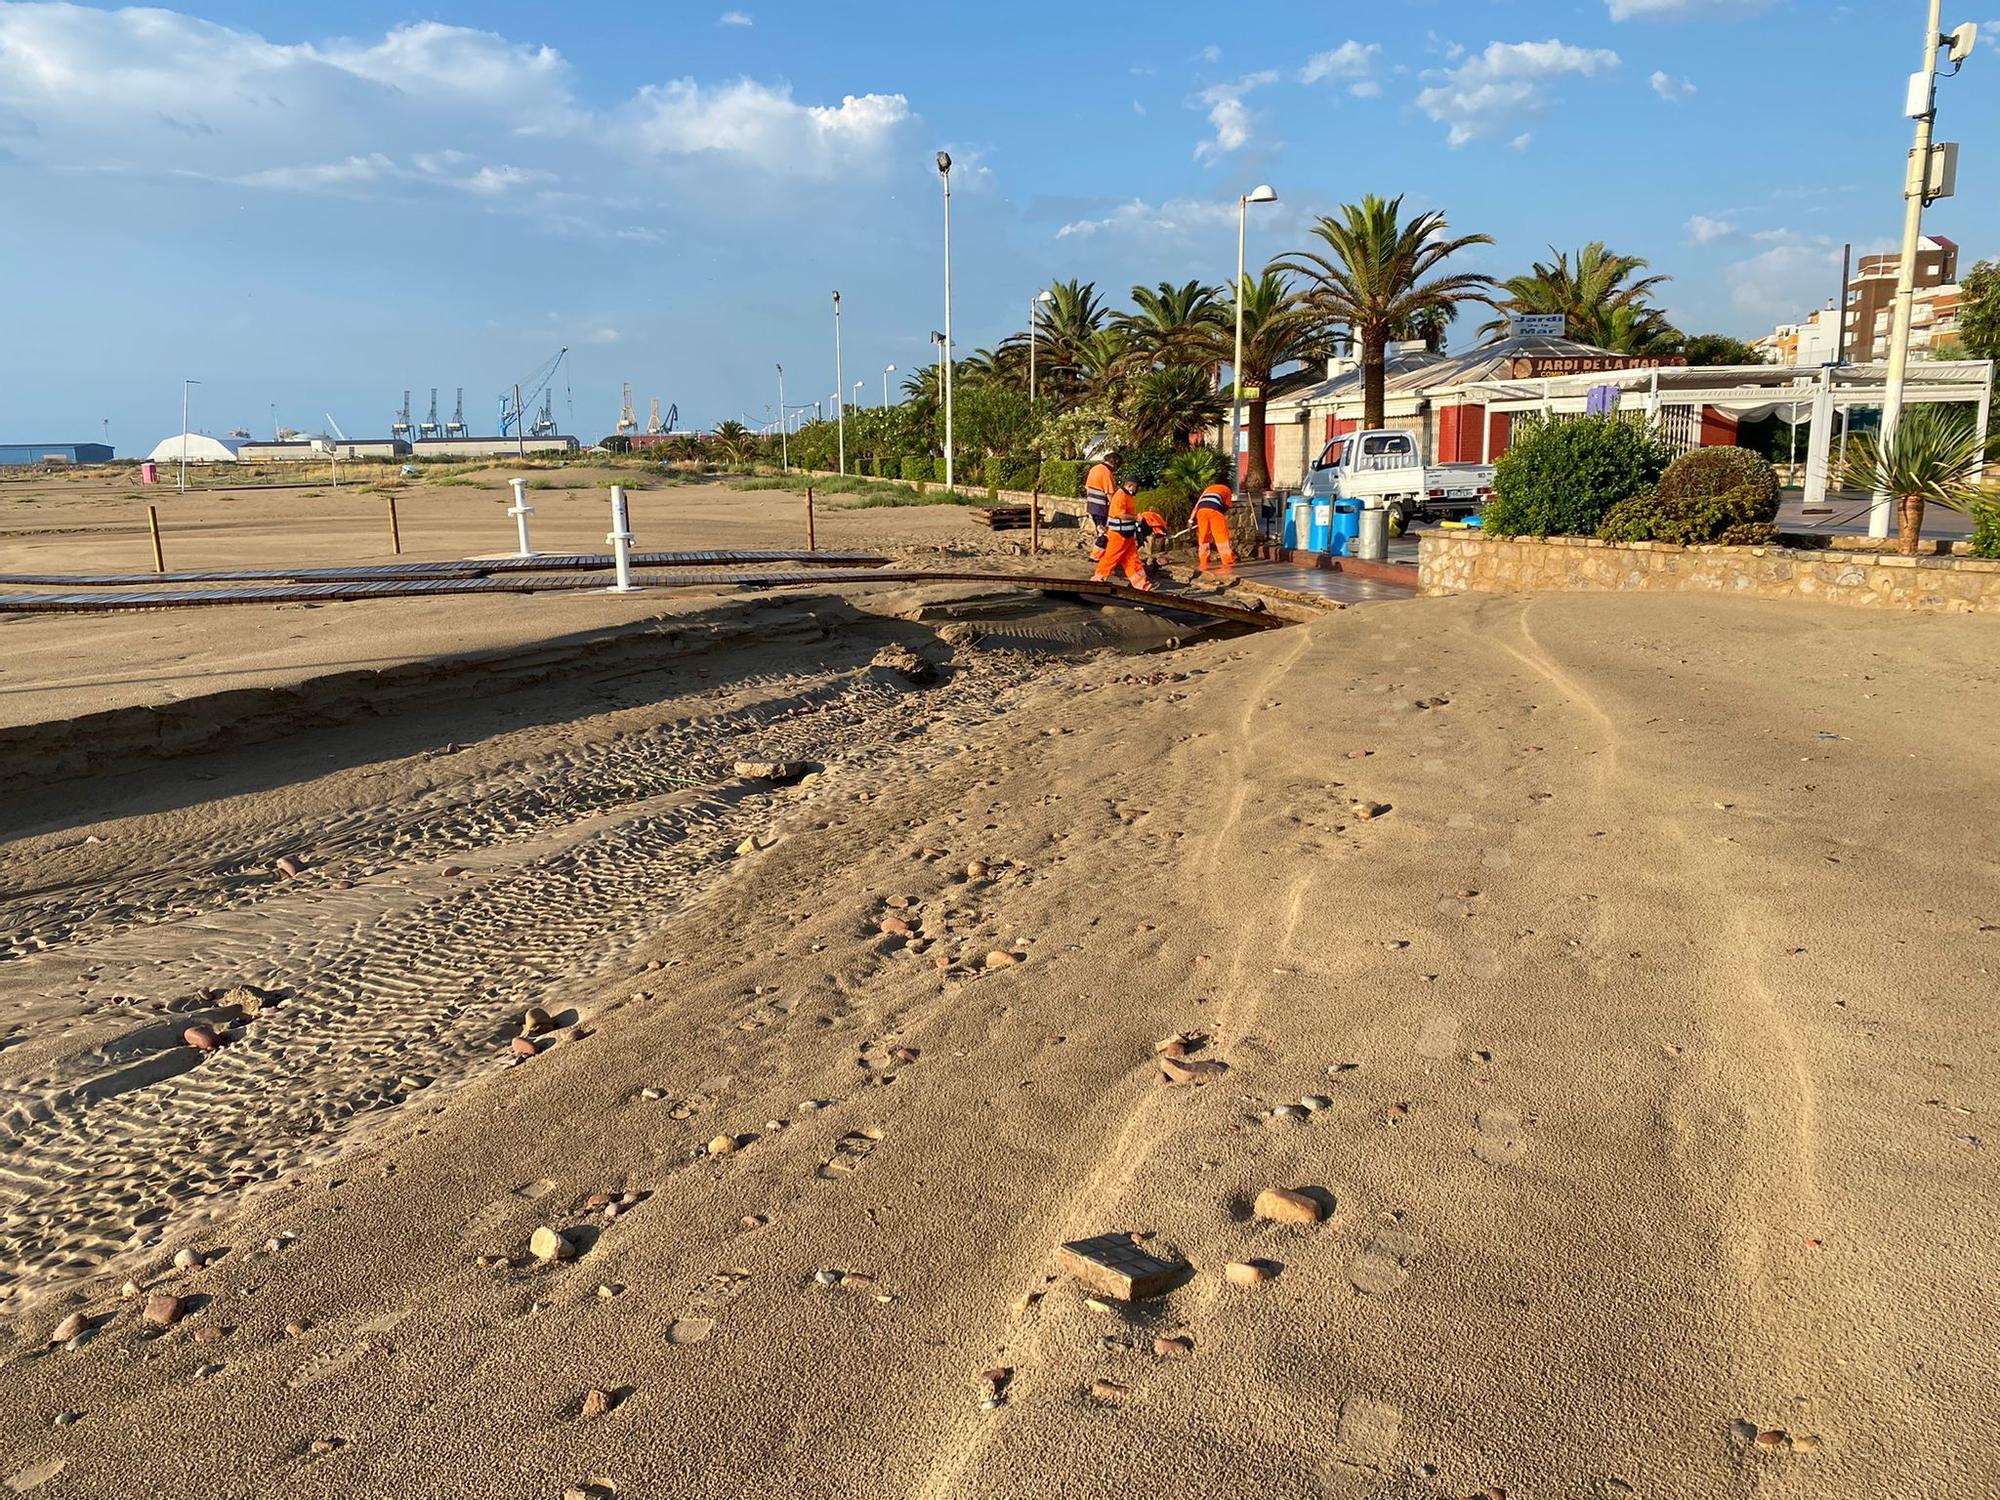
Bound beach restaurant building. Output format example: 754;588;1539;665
1249;332;1995;505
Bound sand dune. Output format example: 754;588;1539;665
1;571;1996;1499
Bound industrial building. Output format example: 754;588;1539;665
235;438;412;462
0;442;114;466
410;435;579;458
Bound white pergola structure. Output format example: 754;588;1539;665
1457;359;1995;507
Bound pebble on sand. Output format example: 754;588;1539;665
173;1247;203;1271
510;1037;540;1058
581;1388;615;1418
1224;1260;1277;1287
1154;1335;1194;1360
143;1291;187;1327
529;1227;576;1264
982;951;1022;969
734;760;809;783
183;1024;223;1052
1088;1378;1131;1405
1158;1055;1229;1086
521;1007;556;1037
274;855;304;878
1353;801;1390;820
48;1312;87;1345
707;1134;741;1156
1254;1187;1328;1225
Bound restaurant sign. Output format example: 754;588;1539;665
1506;354;1690;379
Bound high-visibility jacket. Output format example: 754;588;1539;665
1137;510;1168;537
1194;483;1233;514
1106;488;1140;536
1084;462;1116;501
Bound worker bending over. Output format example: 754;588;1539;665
1092;476;1153;591
1083;456;1117;560
1192;481;1237;572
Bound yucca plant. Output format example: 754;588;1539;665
1841;405;1995;554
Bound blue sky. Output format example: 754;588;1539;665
2;0;1995;447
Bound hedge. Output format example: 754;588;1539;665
1483;415;1677;537
1039;458;1086;498
989;457;1038;491
1597;485;1778;546
1973;503;2000;560
900;456;935;483
1655;446;1780;513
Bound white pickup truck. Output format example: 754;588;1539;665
1300;428;1495;532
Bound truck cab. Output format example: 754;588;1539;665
1301;427;1494;531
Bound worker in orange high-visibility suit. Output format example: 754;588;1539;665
1192;481;1237;572
1083;457;1117;560
1092;478;1153;590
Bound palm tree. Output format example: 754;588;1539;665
1842;404;1994;554
1076;327;1135;404
1391;302;1455;354
1600;302;1683;357
1128;365;1225;449
1118;280;1227;369
1479;242;1671;346
711;419;753;467
1283;194;1495;432
1201;268;1321;491
1029;279;1110;401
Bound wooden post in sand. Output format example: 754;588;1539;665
805;487;816;553
386;495;403;555
146;504;165;573
1029;485;1041;556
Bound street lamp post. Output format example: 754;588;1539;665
1230;184;1278;512
884;365;896;408
854;380;864;411
832;291;846;477
1873;3;1978;537
776;363;788;473
1029;289;1055;404
179;378;202;492
937;151;955;492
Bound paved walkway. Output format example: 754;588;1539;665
1226;560;1418;608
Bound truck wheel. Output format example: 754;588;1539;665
1385;501;1409;537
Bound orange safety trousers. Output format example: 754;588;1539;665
1194;509;1236;570
1093;533;1152;589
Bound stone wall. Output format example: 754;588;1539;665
1417;532;2000;614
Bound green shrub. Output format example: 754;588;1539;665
990;457;1037;492
1133;486;1194;542
1039;458;1085;497
1973;503;2000;559
1484;415;1677;537
1655;445;1780;514
1598;485;1778;546
900;455;935;484
1162;447;1227;497
1119;440;1176;491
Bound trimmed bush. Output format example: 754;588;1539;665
990;457;1037;492
1039;458;1086;498
1973;503;2000;560
900;455;935;484
1655;445;1780;513
1134;486;1194;542
1597;485;1778;547
1483;415;1677;538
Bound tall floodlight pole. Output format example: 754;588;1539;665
884;364;896;408
832;291;846;476
1230;185;1278;507
776;363;788;472
179;378;201;491
937;151;955;492
1029;288;1055;405
1874;3;1977;536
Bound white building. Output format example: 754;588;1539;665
145;433;244;464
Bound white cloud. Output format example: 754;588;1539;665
1650;69;1696;101
0;5;909;199
1056;196;1241;240
1193;70;1277;162
1197;45;1222;64
628;79;910;175
1300;41;1381;96
1686;214;1736;244
1725;231;1840;322
1607;0;1771;18
1416;39;1620;147
718;10;754;25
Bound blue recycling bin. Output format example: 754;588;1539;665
1307;500;1334;552
1325;500;1361;555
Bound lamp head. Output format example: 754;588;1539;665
1036;290;1056;303
1245;183;1278;204
936;150;952;175
832;289;840;304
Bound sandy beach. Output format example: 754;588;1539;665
1;483;1997;1499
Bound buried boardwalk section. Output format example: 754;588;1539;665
0;589;1995;1498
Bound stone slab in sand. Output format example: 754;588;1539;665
0;583;1995;1500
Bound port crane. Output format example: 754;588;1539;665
391;390;414;442
500;348;569;438
445;388;468;439
419;388;442;440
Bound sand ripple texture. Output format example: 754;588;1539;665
0;649;1037;1298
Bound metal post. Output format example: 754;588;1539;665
606;485;638;592
386;494;402;555
777;364;789;473
1230;196;1247;507
939;153;955;494
146;504;164;573
1029;485;1041;556
806;486;816;552
1874;0;1946;538
514;383;525;462
1836;242;1853;363
833;291;846;477
508;476;537;556
1030;295;1038;406
179;378;200;492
